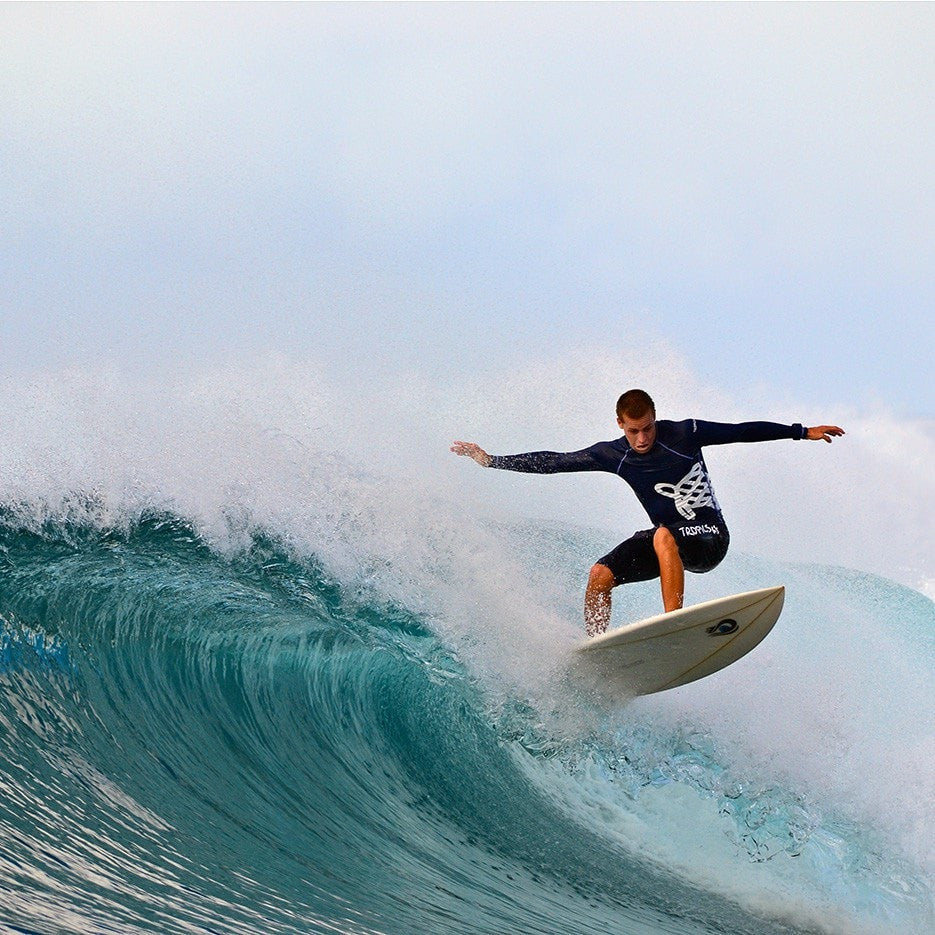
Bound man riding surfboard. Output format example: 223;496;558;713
452;389;844;635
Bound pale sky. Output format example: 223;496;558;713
2;3;933;416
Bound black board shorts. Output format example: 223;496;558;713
597;521;730;586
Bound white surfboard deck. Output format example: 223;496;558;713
576;586;784;695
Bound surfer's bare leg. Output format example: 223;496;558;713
584;563;615;637
654;527;684;612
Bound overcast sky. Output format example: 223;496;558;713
2;3;932;417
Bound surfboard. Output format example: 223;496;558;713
576;586;784;695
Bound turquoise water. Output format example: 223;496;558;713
0;512;931;934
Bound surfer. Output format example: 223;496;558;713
451;389;844;636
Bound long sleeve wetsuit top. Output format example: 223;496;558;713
489;419;806;530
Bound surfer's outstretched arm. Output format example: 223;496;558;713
692;420;846;446
450;441;492;467
452;443;606;474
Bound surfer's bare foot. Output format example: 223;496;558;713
584;563;615;636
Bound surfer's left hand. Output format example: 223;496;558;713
805;425;845;443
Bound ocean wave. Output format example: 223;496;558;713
0;514;930;934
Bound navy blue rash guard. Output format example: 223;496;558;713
489;419;806;529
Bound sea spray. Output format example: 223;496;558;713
0;355;931;933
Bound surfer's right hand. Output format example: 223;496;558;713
450;441;492;467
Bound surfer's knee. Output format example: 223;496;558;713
587;563;616;593
653;526;680;559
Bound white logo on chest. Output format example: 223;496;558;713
654;462;716;519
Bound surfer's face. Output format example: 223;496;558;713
619;412;657;453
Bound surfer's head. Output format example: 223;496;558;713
617;389;656;453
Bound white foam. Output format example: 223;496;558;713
0;351;932;923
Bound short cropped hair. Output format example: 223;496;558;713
616;389;655;420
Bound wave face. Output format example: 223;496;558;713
0;513;931;935
0;360;932;934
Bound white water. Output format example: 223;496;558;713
0;350;932;931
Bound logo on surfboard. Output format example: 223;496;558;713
706;618;739;636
